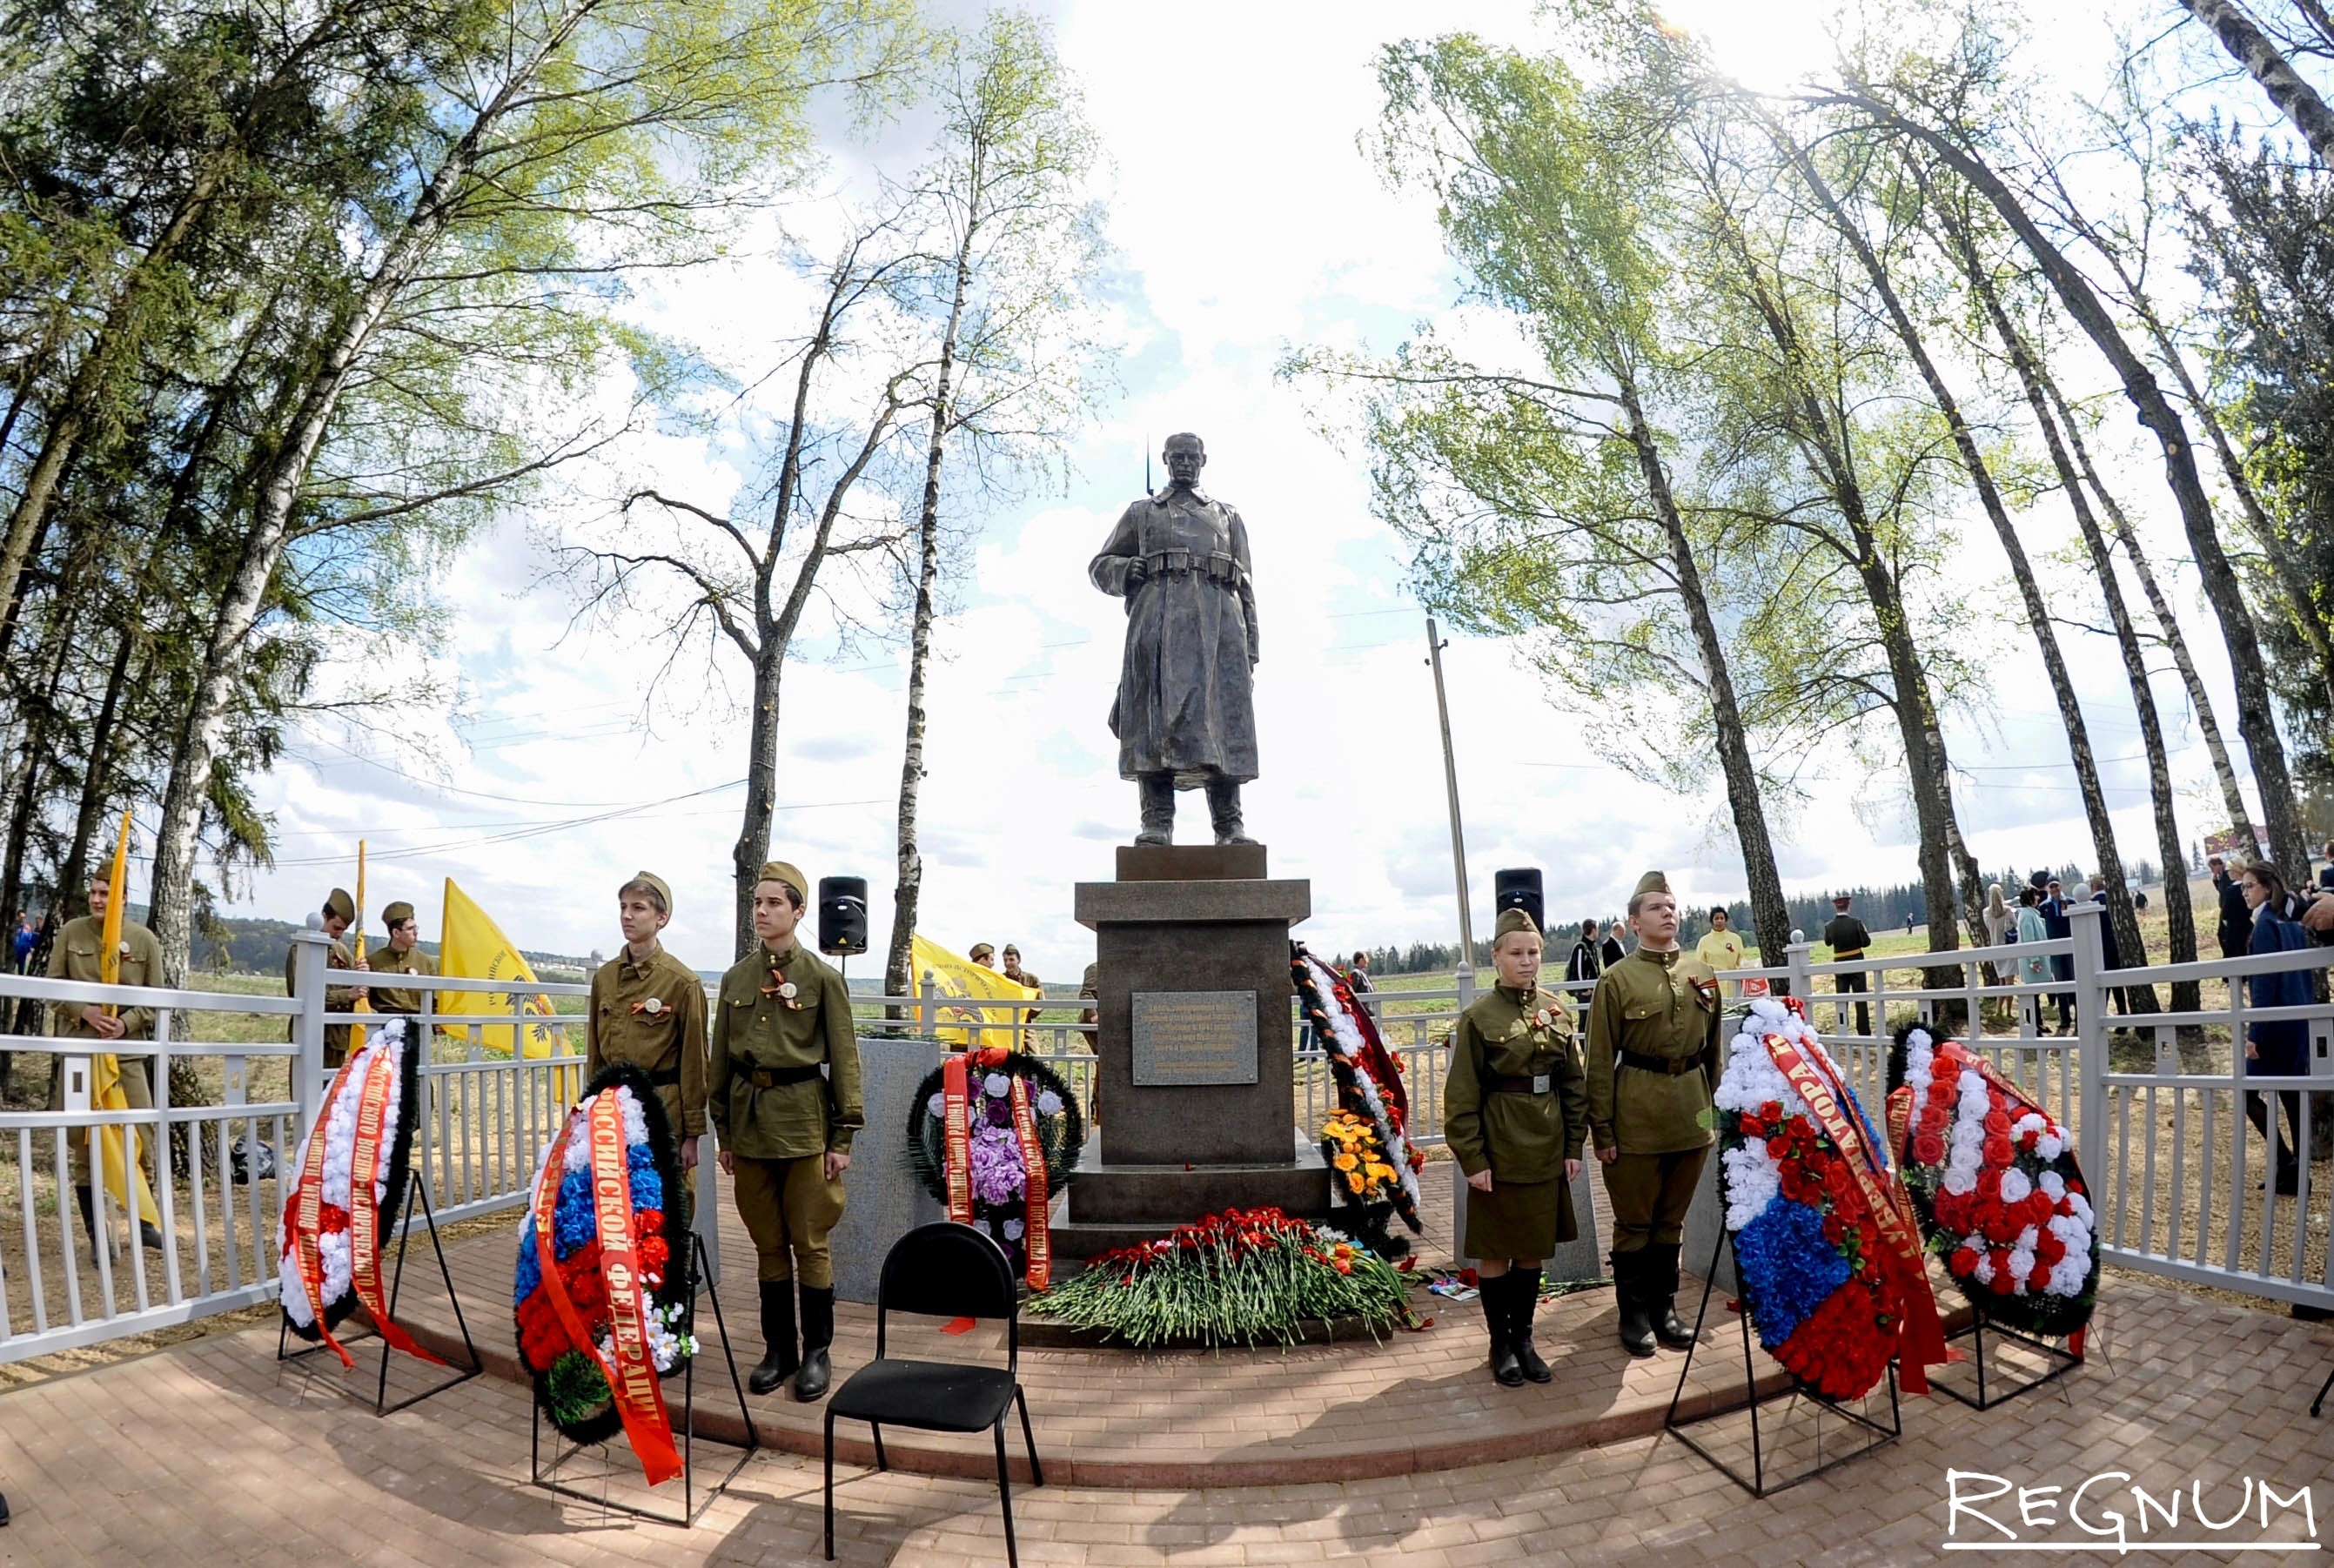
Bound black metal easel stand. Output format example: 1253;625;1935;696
531;1234;760;1529
1662;1228;1901;1498
1932;1312;2082;1411
277;1169;483;1417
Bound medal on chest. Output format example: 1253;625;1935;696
760;967;801;1008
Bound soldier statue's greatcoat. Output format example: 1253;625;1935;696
1090;432;1259;846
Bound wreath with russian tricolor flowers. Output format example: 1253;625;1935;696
1888;1023;2099;1340
514;1063;695;1457
278;1017;425;1360
1714;998;1949;1400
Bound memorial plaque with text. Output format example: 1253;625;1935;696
1130;990;1258;1087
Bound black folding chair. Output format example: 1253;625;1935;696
824;1221;1042;1566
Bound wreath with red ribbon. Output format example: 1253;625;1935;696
278;1017;432;1366
513;1063;693;1480
1290;942;1424;1240
906;1049;1084;1289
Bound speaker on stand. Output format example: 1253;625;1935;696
818;876;869;982
1493;867;1545;935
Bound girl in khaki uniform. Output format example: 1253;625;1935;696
1445;908;1587;1387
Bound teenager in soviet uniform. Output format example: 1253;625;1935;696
1445;907;1587;1388
710;860;862;1403
1586;871;1722;1358
46;866;166;1251
586;872;708;1232
366;901;438;1017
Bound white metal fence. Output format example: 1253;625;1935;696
6;906;2331;1362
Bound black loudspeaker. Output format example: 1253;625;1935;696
818;875;868;955
1493;868;1545;933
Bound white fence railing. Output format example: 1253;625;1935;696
7;905;2331;1360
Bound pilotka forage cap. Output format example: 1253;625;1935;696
624;871;673;917
757;860;808;902
324;888;355;923
1493;906;1541;940
1632;870;1671;899
381;900;415;928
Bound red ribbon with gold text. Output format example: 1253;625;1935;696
1008;1072;1050;1290
345;1042;443;1366
1766;1031;1951;1393
531;1096;682;1485
287;1052;366;1370
942;1050;975;1223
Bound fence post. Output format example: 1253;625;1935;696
2070;900;2107;1184
1787;936;1813;1018
1452;964;1478;1270
291;925;331;1133
917;971;936;1041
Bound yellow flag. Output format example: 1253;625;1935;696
910;934;1036;1050
438;878;560;1063
95;810;161;1229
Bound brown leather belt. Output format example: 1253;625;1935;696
1620;1050;1699;1076
1834;948;1866;959
743;1063;822;1089
1489;1074;1553;1095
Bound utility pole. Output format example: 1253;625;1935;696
1425;615;1474;982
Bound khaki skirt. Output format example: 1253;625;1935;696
1463;1172;1578;1260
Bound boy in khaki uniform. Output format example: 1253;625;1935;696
710;860;861;1402
47;868;166;1250
586;872;708;1234
1587;871;1722;1358
283;888;366;1067
366;901;438;1015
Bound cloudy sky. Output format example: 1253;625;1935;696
219;0;2280;982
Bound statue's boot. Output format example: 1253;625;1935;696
1134;774;1175;847
1206;780;1257;846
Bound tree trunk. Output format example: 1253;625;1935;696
1841;93;2311;877
1616;378;1795;983
0;164;225;641
2180;0;2334;165
1946;214;2191;1009
2042;379;2257;854
54;628;139;920
883;185;980;1005
1773;127;2143;993
148;17;573;981
728;653;783;960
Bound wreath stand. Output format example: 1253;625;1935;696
1932;1312;2082;1411
276;1169;482;1417
1662;1229;1900;1498
530;1232;760;1529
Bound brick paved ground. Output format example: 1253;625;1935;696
3;1280;2333;1565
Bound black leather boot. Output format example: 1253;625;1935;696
74;1186;97;1249
1204;779;1257;847
795;1283;835;1402
1613;1250;1655;1358
1510;1267;1552;1383
748;1279;798;1396
1649;1243;1696;1350
1484;1274;1524;1387
1134;774;1175;847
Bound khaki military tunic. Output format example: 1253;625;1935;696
367;944;438;1015
710;941;862;1286
587;941;709;1139
283;937;363;1067
1585;947;1720;1156
1446;983;1587;1258
47;915;161;1186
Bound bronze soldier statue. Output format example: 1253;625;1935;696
1090;432;1259;846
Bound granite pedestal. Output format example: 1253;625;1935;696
1053;846;1331;1261
826;1035;943;1304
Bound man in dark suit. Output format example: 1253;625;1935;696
1822;894;1873;1038
2210;855;2251;960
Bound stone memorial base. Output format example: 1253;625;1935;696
827;1035;943;1304
1051;845;1330;1264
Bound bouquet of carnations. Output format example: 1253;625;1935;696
1714;998;1948;1398
1028;1206;1416;1348
513;1064;693;1482
1888;1023;2098;1344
